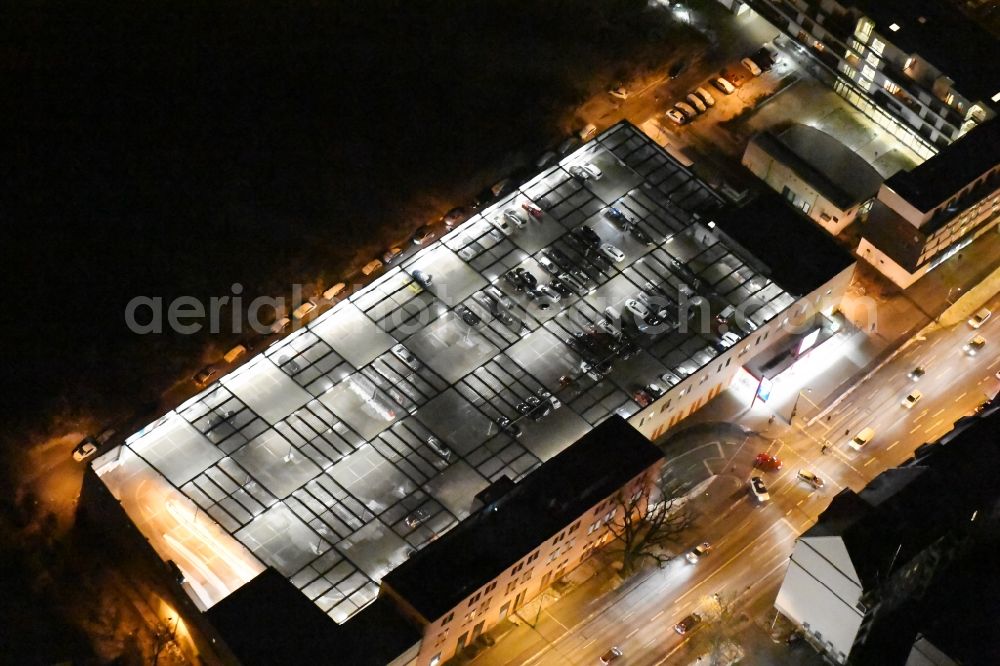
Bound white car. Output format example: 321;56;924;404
797;470;824;489
741;57;763;76
599;243;625;263
901;390;923;409
486;286;513;308
686;93;706;113
504;208;528;229
694;87;716;106
624;298;651;320
675;101;698;118
749;476;770;502
685;542;711;564
711;77;736;94
292;301;316;320
968;308;991;329
491;214;515;235
636;291;667;318
391;344;421;370
72;437;98;462
537;254;560;275
535;284;562;302
665;108;687;125
270;317;291;334
570;163;603;180
849;427;875;450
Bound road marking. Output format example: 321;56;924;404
925;419;943;433
675;522;785;604
931;408;945;417
582;638;596;650
864;458;876;467
887;440;900;451
626;627;640;639
955;391;967;402
796;498;804;506
910;425;921;434
651;609;664;622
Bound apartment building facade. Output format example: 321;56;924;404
381;416;665;666
717;0;1000;160
856;118;1000;288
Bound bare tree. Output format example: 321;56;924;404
605;478;694;577
696;591;744;666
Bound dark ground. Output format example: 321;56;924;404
0;1;697;661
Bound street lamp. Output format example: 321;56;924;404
946;287;962;305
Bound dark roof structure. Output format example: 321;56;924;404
207;568;420;666
851;0;1000;104
382;416;663;621
883;118;1000;212
750;125;883;209
713;190;856;296
802;408;1000;664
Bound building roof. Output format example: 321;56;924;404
751;125;883;210
207;568;420;666
381;416;663;621
883;118;1000;213
851;0;1000;104
713;190;856;296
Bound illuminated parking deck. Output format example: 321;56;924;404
96;123;796;622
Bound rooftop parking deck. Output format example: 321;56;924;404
95;122;796;623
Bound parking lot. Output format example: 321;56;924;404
97;123;797;623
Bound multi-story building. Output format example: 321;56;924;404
718;0;1000;160
381;416;665;666
775;403;1000;664
742;124;884;235
857;118;1000;288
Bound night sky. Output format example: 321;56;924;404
1;0;679;443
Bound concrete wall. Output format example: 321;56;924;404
742;140;856;235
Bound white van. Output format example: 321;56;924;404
848;427;875;450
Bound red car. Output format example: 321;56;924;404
521;201;544;219
754;453;782;471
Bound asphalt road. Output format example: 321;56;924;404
477;293;999;666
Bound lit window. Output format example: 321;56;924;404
859;77;873;92
865;52;880;67
904;57;915;70
862;65;877;80
870;38;885;55
889;23;900;32
855;18;874;42
946;93;955;106
883;80;900;94
430;655;442;666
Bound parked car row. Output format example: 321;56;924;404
666;86;717;125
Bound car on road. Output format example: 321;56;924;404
412;270;433;288
441;207;468;230
404;508;430;529
711;76;736;94
675;101;698;118
600;646;623;664
754;453;782;470
411;225;434;245
382;247;403;264
572;225;602;247
426;436;454;462
686;542;711;564
270;316;291;334
609;84;629;100
569;163;603;181
599;243;625;263
901;389;923;409
323;282;347;301
797;470;824;489
521;201;544;219
504;208;528;229
665;107;687;125
578;123;598;140
908;365;926;381
694;86;716;106
963;335;986;355
456;305;481;326
674;612;703;635
361;259;383;276
848;426;876;450
194;366;217;386
645;383;666;398
292;301;316;320
968;308;991;329
391;344;421;370
741;57;763;76
749;476;770;502
686;93;707;113
72;437;99;462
